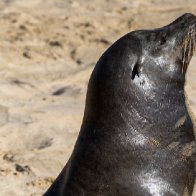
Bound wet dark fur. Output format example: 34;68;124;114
44;13;196;196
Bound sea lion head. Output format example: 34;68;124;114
84;13;196;123
130;13;196;91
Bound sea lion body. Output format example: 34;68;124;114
45;13;196;196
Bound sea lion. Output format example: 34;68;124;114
44;13;196;196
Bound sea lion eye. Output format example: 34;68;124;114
160;36;167;45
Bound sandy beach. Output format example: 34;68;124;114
0;0;194;195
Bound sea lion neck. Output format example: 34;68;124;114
82;75;187;128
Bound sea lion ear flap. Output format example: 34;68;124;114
131;62;140;80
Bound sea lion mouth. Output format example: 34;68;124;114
180;21;196;73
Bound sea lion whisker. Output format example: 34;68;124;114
182;39;188;73
181;25;196;74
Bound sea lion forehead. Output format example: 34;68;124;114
130;30;170;54
140;28;176;46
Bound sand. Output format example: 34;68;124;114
0;0;194;195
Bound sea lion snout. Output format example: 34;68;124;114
169;13;196;28
170;13;196;42
155;13;196;77
179;13;195;20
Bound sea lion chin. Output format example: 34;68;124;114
44;13;196;196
